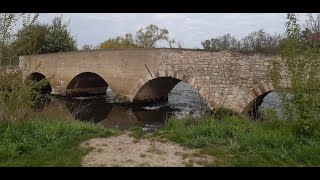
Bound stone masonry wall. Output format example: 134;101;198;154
156;49;286;112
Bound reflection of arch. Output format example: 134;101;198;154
26;72;52;94
65;98;113;122
129;70;213;108
66;72;110;97
100;105;143;130
100;105;174;130
132;106;174;123
237;81;277;116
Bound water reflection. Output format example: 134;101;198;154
38;82;284;131
39;82;209;131
66;98;113;123
49;97;176;130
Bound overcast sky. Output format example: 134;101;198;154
37;13;310;49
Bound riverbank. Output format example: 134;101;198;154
1;115;319;167
0;118;118;166
82;115;320;167
152;115;320;166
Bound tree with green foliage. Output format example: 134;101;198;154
0;13;52;122
99;33;138;49
269;13;320;136
11;23;48;56
12;14;77;56
135;24;169;48
0;13;39;65
99;24;174;49
42;14;77;53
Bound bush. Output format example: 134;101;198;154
0;67;48;122
268;13;320;134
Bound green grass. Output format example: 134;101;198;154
157;115;320;167
2;113;319;167
0;118;119;166
129;126;146;139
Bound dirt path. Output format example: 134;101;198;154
81;133;214;167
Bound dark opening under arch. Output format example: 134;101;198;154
133;77;181;103
26;72;52;94
133;77;209;110
245;90;274;118
66;72;109;97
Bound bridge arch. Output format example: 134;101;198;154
26;72;52;94
129;70;214;108
237;81;274;116
237;80;291;116
66;72;112;97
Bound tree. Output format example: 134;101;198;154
12;15;77;55
40;14;77;53
269;13;320;127
0;13;38;65
135;24;169;48
201;30;281;53
0;13;51;122
168;39;183;48
239;29;281;53
305;13;320;34
301;14;320;48
99;33;138;49
12;23;48;56
99;24;177;49
201;34;240;51
11;14;77;56
81;44;97;50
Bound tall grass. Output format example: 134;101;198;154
0;66;51;123
0;118;119;166
158;115;320;166
0;67;119;166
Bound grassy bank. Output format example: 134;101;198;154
0;118;118;167
1;113;319;167
153;115;320;167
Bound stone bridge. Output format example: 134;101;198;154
19;48;289;114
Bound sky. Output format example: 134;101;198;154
37;13;310;49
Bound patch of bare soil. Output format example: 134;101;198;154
81;133;214;167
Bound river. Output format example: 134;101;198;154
39;82;282;131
